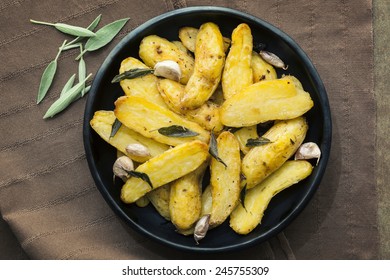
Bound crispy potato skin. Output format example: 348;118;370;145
139;35;194;84
121;140;209;203
90;110;168;162
119;57;168;108
230;160;313;234
220;78;314;127
157;79;224;132
148;184;171;220
210;131;241;227
181;23;226;109
242;117;308;188
169;163;207;230
222;23;253;100
179;26;231;53
114;96;210;146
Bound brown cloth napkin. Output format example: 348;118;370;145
0;0;376;259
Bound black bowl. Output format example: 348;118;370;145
83;6;331;253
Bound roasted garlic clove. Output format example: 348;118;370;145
259;50;288;70
125;143;151;158
153;60;182;82
295;142;321;165
194;214;210;245
113;156;134;182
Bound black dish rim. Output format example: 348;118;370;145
83;6;332;253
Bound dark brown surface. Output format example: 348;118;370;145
0;0;378;259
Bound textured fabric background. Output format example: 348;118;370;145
0;0;376;259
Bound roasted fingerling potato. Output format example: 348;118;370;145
90;21;318;240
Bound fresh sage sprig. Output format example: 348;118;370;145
30;19;96;37
157;125;199;138
111;68;154;83
65;14;102;47
209;131;227;168
76;18;130;59
245;137;272;147
33;15;130;118
43;73;92;118
60;74;76;96
37;40;67;104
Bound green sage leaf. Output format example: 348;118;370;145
60;74;76;96
209;130;227;168
110;118;122;138
65;14;102;46
37;60;57;104
157;125;199;138
78;46;87;96
84;18;130;52
127;171;153;189
240;184;248;211
62;43;81;51
43;73;92;119
245;137;272;147
36;40;67;104
30;19;96;37
111;68;154;83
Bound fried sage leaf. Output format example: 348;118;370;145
110;118;122;138
111;68;154;83
240;184;248;211
127;170;153;189
245;137;271;147
209;130;227;168
157;125;199;138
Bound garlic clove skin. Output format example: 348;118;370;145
113;156;134;182
153;60;182;82
125;143;151;158
194;214;210;245
259;50;288;70
294;142;321;165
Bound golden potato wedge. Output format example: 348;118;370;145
171;40;192;55
139;35;194;84
233;125;259;154
90;110;168;162
157;79;224;132
147;184;171;220
230;160;313;234
119;57;168;108
220;78;314;127
181;22;226;109
242;117;308;188
222;23;253;100
178;26;231;53
121;140;209;203
201;184;212;216
135;196;150;207
251;51;277;82
114;96;210;146
169;162;208;230
210;131;241;227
